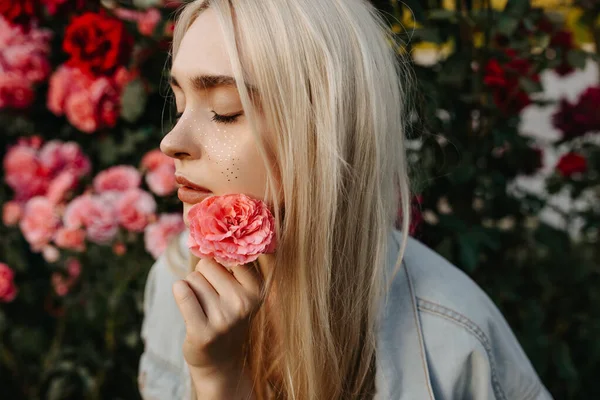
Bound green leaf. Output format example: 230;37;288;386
519;77;543;94
556;342;578;380
449;164;476;184
458;234;479;272
120;79;147;123
427;10;457;22
412;28;444;44
504;0;529;17
496;15;519;36
566;49;588;70
439;53;470;87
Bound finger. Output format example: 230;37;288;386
229;263;263;295
195;257;240;296
172;280;207;331
185;270;221;321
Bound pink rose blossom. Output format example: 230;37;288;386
138;8;161;36
144;213;185;259
187;193;276;269
113;242;127;256
0;72;35;108
146;164;177;196
54;227;86;251
116;188;157;232
47;65;121;133
141;149;176;196
63;194;92;229
51;273;69;297
63;194;119;244
3;143;50;201
66;258;81;278
0;17;52;109
39;140;91;178
46;170;77;204
141;149;172;171
0;263;18;303
93;165;142;193
3;139;90;203
113;7;161;36
20;197;60;251
2;201;23;226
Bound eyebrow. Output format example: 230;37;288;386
169;73;257;95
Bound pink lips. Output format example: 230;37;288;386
175;175;212;204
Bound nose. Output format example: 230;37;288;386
160;123;201;160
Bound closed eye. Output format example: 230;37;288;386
211;112;243;125
173;111;243;125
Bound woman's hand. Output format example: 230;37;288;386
172;257;263;377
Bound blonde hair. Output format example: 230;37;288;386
170;0;412;398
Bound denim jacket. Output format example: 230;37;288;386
138;229;553;399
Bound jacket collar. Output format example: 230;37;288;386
375;230;436;399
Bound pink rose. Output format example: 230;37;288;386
146;164;177;196
141;149;176;196
19;197;59;251
2;201;23;226
116;188;157;232
138;8;161;36
46;170;77;204
93;165;141;193
51;273;69;297
3;139;90;203
83;194;120;244
3;143;50;201
66;258;81;279
144;213;185;259
0;263;18;303
54;227;86;251
39;140;91;178
187;193;276;269
63;194;119;244
141;149;172;171
0;72;35;109
47;65;121;133
0;17;52;109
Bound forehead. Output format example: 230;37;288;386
171;8;234;80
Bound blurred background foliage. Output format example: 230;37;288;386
0;0;599;399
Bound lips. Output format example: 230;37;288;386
175;175;212;204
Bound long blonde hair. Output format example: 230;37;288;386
170;0;412;398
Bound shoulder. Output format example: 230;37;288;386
379;231;551;400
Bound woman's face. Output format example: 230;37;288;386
161;8;274;226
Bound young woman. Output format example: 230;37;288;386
138;0;553;399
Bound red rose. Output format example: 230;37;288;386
484;49;539;115
63;12;133;77
0;0;36;26
553;86;600;139
573;87;600;134
556;152;587;177
550;30;575;77
550;30;574;49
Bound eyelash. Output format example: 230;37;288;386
174;112;242;125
